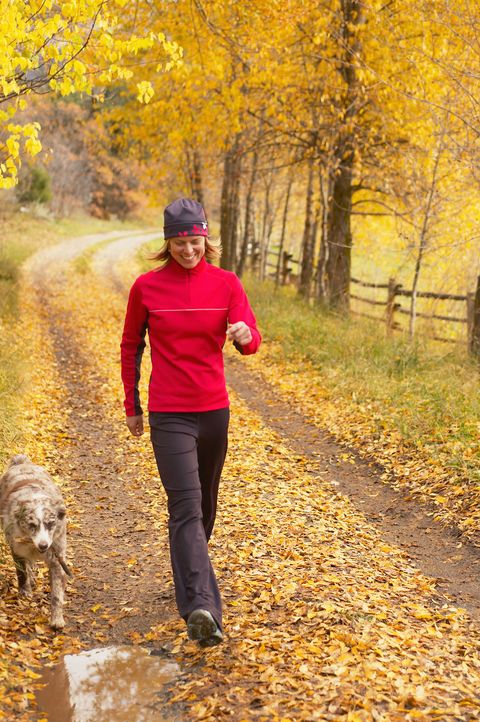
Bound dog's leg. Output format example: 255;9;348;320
26;561;37;589
49;559;65;630
12;554;32;596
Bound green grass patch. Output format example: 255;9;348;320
72;236;117;275
136;237;162;273
244;276;480;481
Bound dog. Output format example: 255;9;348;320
0;454;70;629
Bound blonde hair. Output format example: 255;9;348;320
149;236;222;269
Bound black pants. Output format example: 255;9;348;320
149;408;229;631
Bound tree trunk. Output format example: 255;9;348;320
263;207;276;281
326;150;354;309
325;0;363;311
259;174;273;280
184;144;196;200
220;137;241;271
468;278;480;357
299;159;315;298
192;149;204;205
409;136;444;340
237;145;259;277
315;170;330;301
275;176;292;287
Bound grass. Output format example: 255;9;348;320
72;236;118;275
136;238;162;273
243;275;480;481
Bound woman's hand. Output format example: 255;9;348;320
126;414;144;436
227;321;253;346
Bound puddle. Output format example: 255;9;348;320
35;646;181;721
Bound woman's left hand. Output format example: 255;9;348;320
227;321;253;346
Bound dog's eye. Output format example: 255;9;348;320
45;521;55;530
28;523;38;532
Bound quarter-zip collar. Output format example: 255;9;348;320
167;256;208;276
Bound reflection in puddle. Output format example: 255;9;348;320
35;646;181;721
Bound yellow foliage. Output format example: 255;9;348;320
136;81;155;105
0;1;182;188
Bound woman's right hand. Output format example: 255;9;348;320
126;414;144;436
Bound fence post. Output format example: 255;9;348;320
281;251;292;286
386;277;398;335
467;291;474;352
251;245;261;276
468;275;480;357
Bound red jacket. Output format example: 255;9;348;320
120;257;261;415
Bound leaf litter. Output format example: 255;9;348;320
242;342;480;545
1;242;480;721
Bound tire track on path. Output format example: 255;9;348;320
93;231;162;293
40;302;173;642
24;233;177;648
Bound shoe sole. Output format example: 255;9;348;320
187;610;222;646
199;629;223;647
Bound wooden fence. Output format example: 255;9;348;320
265;249;480;353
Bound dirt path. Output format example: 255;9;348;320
26;230;140;285
92;230;162;292
81;229;480;622
37;299;174;643
14;230;480;721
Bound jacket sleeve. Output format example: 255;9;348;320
228;274;261;355
120;277;148;416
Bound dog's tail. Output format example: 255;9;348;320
9;454;30;467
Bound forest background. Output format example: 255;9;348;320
2;1;480;309
2;0;480;525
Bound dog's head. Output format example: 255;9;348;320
15;500;66;553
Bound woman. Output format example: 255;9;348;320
120;198;261;647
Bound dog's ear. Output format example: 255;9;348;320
14;505;27;522
57;506;66;520
9;454;30;467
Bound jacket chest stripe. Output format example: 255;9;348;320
150;308;228;313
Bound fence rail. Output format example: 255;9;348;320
350;293;385;307
266;248;480;354
351;277;390;290
395;287;467;302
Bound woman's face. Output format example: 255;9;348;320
168;235;206;269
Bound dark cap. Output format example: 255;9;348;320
163;198;208;239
